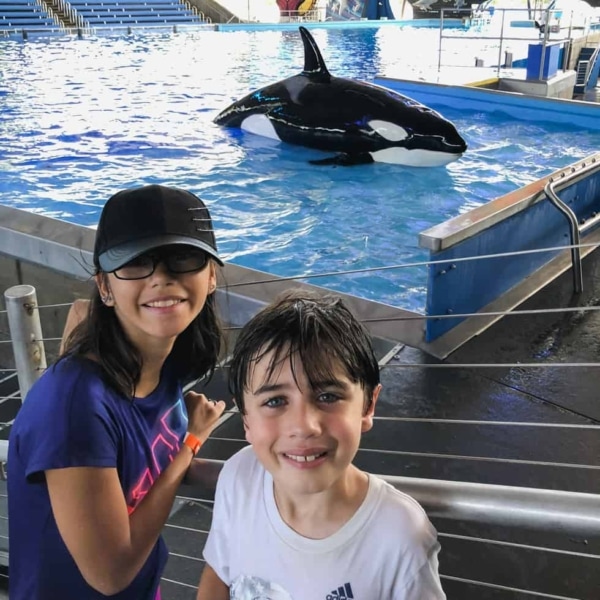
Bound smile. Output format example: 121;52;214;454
144;299;184;308
284;452;327;463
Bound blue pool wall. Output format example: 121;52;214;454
378;78;600;342
424;168;600;341
216;19;468;32
0;18;469;40
373;77;600;130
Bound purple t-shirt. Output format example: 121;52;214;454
8;356;188;599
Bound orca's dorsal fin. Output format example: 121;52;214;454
300;26;331;82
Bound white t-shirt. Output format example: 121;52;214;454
204;446;446;600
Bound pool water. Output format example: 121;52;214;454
1;27;599;311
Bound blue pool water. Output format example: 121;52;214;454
1;27;599;311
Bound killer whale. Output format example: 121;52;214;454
213;27;467;167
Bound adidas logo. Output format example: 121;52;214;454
326;582;354;599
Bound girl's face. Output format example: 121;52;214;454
96;246;216;356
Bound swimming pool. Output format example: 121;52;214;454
1;26;599;311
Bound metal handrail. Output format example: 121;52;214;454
544;156;600;293
4;410;595;536
576;46;600;88
182;458;600;537
438;5;584;75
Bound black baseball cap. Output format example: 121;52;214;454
94;184;223;272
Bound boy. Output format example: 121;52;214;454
197;290;446;599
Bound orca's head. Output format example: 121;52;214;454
366;111;467;167
366;101;467;165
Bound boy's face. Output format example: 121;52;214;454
242;349;381;499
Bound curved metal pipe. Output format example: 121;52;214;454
182;458;600;537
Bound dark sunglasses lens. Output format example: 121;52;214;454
112;249;209;279
114;255;155;280
167;250;208;273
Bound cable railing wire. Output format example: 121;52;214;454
225;240;600;289
174;495;214;506
168;551;203;563
21;303;600;342
164;522;209;535
204;436;600;470
159;576;197;589
385;362;600;368
201;410;600;429
438;532;600;560
362;304;600;323
438;575;580;600
162;529;599;564
17;240;600;307
372;417;600;429
19;302;600;347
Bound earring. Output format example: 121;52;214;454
101;294;112;305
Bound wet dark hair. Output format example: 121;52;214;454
62;264;222;398
229;289;380;414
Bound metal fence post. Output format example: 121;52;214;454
4;285;47;401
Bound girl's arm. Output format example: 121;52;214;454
196;564;229;600
47;450;190;595
46;393;225;595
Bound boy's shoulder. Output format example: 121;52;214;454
367;474;437;542
220;445;263;487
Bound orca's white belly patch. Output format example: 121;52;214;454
371;147;461;167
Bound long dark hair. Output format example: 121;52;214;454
62;267;222;398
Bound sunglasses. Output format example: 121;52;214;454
112;247;209;280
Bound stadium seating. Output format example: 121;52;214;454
0;0;208;33
0;0;56;31
67;0;207;27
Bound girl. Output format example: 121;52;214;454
8;184;226;600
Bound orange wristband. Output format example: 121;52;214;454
183;432;202;456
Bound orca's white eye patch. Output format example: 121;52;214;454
368;120;408;142
241;115;280;141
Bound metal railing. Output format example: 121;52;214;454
544;156;600;294
437;5;597;75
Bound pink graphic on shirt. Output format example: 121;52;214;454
127;399;186;513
